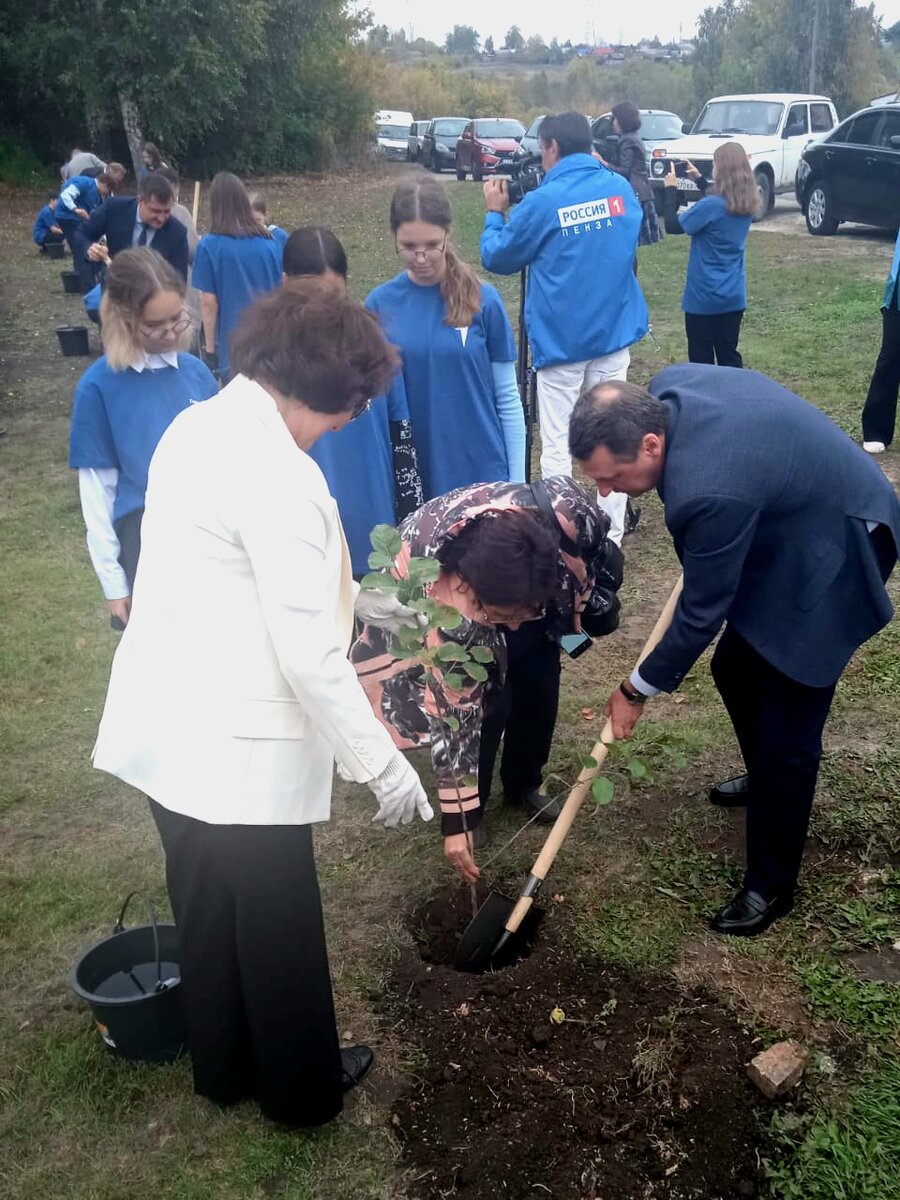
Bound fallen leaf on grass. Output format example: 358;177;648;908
552;893;566;904
672;694;686;705
581;707;595;721
549;1006;566;1025
456;1002;470;1018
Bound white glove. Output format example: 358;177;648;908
368;753;434;828
354;587;424;632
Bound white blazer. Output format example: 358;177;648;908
92;375;397;825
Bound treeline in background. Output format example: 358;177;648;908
1;0;898;183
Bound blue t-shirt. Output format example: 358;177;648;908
679;194;752;315
268;225;289;255
192;233;283;373
33;204;58;246
309;389;408;576
365;273;516;499
68;353;219;523
55;176;100;223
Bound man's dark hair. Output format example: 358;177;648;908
611;102;642;134
436;510;561;614
139;172;174;205
283;227;348;280
569;381;668;462
230;282;399;415
156;166;179;189
538;111;592;158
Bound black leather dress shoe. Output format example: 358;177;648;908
709;774;752;807
340;1045;374;1092
520;789;562;824
710;888;793;937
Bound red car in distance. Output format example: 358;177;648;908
455;118;526;181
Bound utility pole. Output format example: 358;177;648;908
809;0;821;92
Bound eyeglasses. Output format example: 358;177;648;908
476;602;546;625
140;309;194;341
396;242;447;261
350;397;372;421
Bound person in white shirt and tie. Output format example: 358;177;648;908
92;283;433;1127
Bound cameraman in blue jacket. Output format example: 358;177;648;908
480;112;648;543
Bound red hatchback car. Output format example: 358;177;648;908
455;118;526;181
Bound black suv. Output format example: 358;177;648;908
422;117;468;173
796;103;900;234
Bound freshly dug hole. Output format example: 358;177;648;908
408;882;544;970
390;943;774;1199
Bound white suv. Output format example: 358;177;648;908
647;93;838;220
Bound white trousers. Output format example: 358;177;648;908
536;349;631;545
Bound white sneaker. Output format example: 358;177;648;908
863;441;886;454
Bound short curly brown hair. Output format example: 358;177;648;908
611;102;641;134
230;282;399;415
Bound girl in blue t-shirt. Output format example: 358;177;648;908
282;227;424;575
193;173;283;381
664;142;756;368
69;248;218;629
366;169;525;499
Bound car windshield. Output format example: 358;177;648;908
377;125;408;140
434;119;467;137
692;100;784;136
525;116;545;137
640;112;683;141
475;120;525;138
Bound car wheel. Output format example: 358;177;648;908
805;181;839;236
752;170;773;222
456;164;466;181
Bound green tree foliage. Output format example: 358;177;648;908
484;35;495;56
503;25;525;52
445;25;480;55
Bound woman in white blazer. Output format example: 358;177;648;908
93;283;432;1128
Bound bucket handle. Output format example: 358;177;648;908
113;891;165;993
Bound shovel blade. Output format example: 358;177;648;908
454;890;543;974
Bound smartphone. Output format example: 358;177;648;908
674;160;690;178
560;631;593;659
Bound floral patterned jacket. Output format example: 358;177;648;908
350;477;612;835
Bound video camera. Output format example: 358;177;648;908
508;152;544;205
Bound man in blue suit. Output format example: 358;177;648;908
570;364;900;936
73;172;188;294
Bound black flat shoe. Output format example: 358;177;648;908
520;789;562;824
709;888;793;937
340;1045;374;1092
623;500;641;536
709;774;752;807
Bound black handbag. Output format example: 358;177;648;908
529;480;623;638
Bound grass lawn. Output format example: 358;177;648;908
1;167;898;1199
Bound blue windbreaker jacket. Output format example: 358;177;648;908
480;153;648;369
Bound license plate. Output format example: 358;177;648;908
676;177;699;191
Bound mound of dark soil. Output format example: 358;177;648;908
392;891;770;1199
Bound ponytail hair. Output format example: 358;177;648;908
389;168;482;327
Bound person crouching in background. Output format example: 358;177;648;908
249;191;289;255
664;142;756;368
33;194;65;253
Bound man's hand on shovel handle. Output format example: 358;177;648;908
444;833;480;883
604;685;645;740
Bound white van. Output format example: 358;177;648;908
375;110;415;161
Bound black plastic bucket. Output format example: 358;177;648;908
70;892;186;1063
45;241;65;260
56;325;90;356
61;270;81;294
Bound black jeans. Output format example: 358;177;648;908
113;507;143;592
149;801;344;1127
685;310;744;368
861;305;900;446
478;619;561;809
710;627;836;899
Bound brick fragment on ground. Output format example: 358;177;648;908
747;1041;808;1099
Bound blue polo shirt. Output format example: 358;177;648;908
192;233;283;373
679;194;752;315
55;176;101;223
365;273;516;499
33;204;58;246
68;354;219;523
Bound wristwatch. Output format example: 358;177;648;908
619;680;647;706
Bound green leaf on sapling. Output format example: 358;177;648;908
469;645;495;663
359;572;400;592
461;662;488;683
443;673;467;691
435;643;469;662
580;755;598;771
370;524;403;556
434;604;463;629
367;550;394;570
444;716;460;731
627;760;648;780
460;775;477;788
406;556;441;584
591;776;614;806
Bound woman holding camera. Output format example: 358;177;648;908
664;142;756;367
351;476;621;882
366;169;525;498
68;248;218;629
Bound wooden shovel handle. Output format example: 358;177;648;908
503;574;684;935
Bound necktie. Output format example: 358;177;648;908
137;225;148;247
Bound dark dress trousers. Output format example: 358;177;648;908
73;197;189;292
640;363;900;898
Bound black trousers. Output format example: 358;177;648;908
685;310;744;368
861;305;900;446
478;620;561;809
113;507;143;593
710;627;836;898
149;800;343;1127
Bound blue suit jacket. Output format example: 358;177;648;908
640;364;900;690
74;197;189;281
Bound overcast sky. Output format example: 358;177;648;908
358;0;900;46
